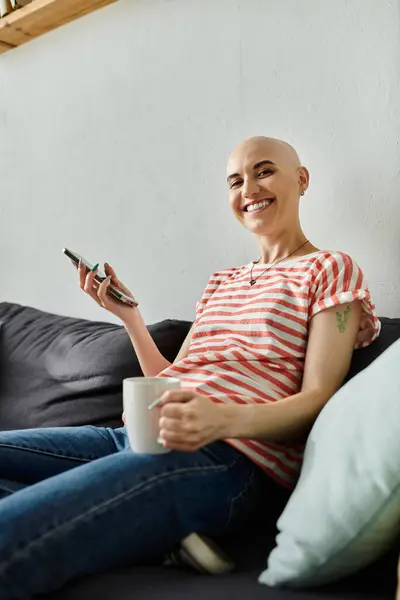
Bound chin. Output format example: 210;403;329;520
242;218;278;236
249;226;276;236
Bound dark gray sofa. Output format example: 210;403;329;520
0;302;399;600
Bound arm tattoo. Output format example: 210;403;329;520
336;305;351;333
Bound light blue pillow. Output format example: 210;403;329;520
259;338;400;588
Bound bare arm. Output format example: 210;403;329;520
219;301;362;442
123;310;171;376
77;261;195;377
173;322;196;363
124;314;195;377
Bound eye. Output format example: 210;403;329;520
229;179;243;189
257;169;273;178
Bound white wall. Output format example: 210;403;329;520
1;0;399;324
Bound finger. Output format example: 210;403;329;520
83;266;99;293
78;261;88;289
83;267;102;305
160;402;194;420
159;416;189;435
104;263;119;284
104;264;134;296
97;275;112;306
159;437;199;453
104;262;116;276
86;288;102;306
159;420;199;441
159;389;196;406
160;429;199;444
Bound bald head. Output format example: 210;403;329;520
228;136;301;173
226;135;309;223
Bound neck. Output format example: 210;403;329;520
256;227;311;264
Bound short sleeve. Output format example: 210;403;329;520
309;252;381;349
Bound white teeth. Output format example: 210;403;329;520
247;199;273;212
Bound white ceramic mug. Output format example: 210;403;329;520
123;377;181;454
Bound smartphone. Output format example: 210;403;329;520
63;248;138;307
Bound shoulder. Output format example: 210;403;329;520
311;250;359;268
306;251;380;347
310;250;363;280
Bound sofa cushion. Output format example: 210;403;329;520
0;303;191;430
46;540;399;600
259;338;400;588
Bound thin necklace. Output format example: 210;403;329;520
249;240;309;286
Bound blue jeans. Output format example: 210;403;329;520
0;426;279;599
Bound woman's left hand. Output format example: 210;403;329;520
157;390;226;452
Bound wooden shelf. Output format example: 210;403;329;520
0;0;118;54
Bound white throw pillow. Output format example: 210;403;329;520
259;339;400;587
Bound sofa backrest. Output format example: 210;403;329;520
345;316;400;381
0;303;191;430
1;302;399;431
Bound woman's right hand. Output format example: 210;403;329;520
78;261;138;323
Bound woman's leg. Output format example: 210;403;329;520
0;440;270;599
0;426;126;499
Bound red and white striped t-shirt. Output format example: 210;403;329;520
159;251;380;488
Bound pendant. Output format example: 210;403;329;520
250;280;256;286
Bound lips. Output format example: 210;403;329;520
242;198;276;214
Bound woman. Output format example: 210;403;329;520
0;136;380;598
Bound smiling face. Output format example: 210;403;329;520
227;137;309;236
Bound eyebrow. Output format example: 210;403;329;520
227;160;276;182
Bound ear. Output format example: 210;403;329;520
298;166;310;192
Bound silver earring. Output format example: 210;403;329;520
300;190;305;196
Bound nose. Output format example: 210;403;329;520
241;177;261;199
